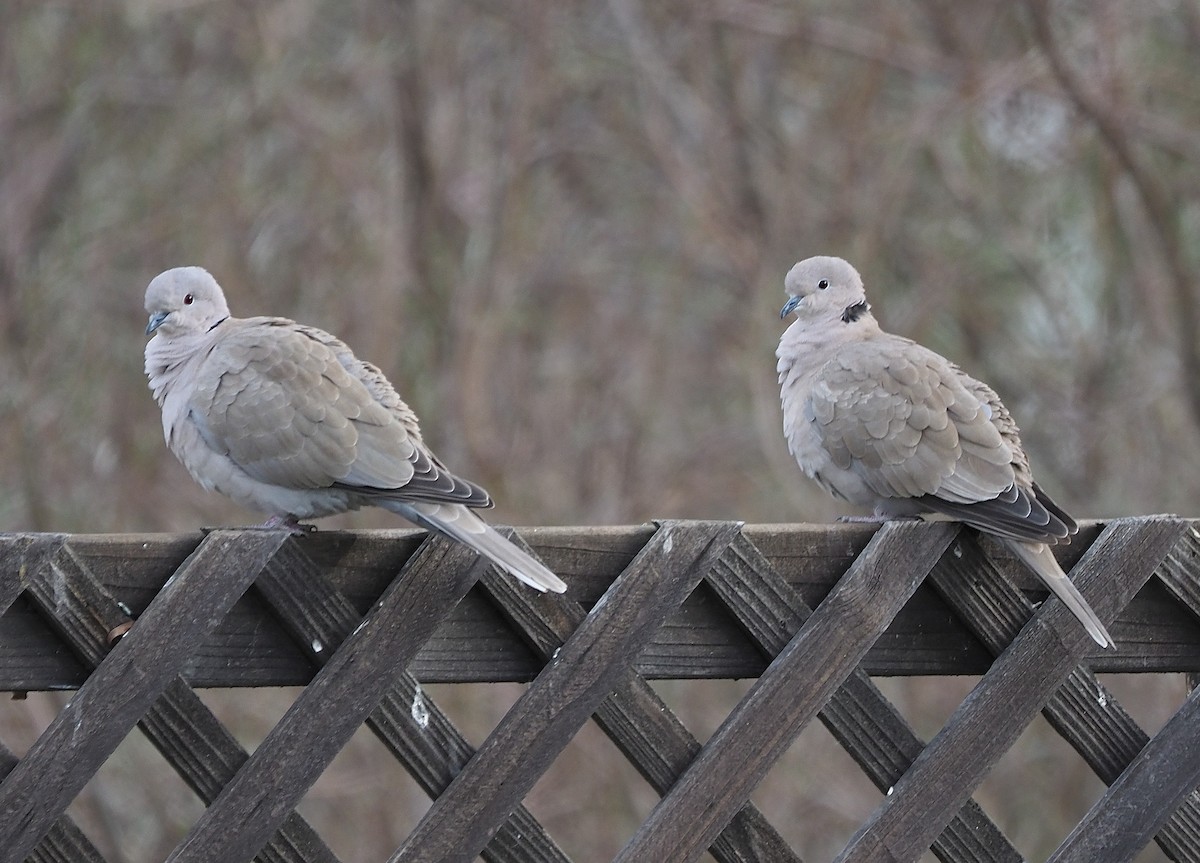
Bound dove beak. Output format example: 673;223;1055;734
146;310;169;335
780;295;801;319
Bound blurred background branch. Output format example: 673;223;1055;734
1;0;1196;533
0;1;1196;859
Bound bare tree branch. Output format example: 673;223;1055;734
1024;0;1200;427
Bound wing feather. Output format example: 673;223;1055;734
189;318;490;507
810;337;1073;541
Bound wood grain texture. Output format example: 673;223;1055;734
706;531;1022;863
614;520;960;863
164;534;491;863
835;516;1189;863
17;538;340;863
3;525;1200;689
0;737;106;863
475;527;800;863
0;529;290;862
1048;684;1200;863
249;534;569;863
931;528;1200;863
391;521;741;863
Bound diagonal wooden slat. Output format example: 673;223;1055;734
1048;684;1200;863
0;535;110;863
19;539;341;863
0;534;50;619
1120;522;1200;860
0;737;107;863
164;534;493;863
391;520;742;863
247;536;569;863
614;520;960;863
931;527;1200;863
475;524;801;863
835;516;1189;863
1155;524;1200;626
706;530;1022;863
0;529;290;862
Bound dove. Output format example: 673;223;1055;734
776;256;1112;648
143;266;566;593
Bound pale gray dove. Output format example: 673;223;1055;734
143;266;566;593
776;256;1112;648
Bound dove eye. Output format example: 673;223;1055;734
818;279;829;290
183;294;194;305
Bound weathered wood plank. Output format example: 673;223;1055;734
931;529;1200;863
0;529;290;862
4;524;1197;690
391;521;742;863
0;534;59;618
1155;523;1200;629
835;516;1189;863
614;520;960;863
1048;684;1200;863
249;536;569;863
0;739;107;863
1137;523;1200;860
163;535;493;863
476;527;800;863
142;680;343;863
19;539;341;863
707;531;1022;863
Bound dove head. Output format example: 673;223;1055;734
144;267;231;337
780;256;872;326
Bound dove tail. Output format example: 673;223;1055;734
382;501;567;594
1006;540;1113;649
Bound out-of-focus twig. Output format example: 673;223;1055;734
1024;0;1200;428
703;0;957;79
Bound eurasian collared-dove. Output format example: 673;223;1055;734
143;266;566;593
776;256;1112;648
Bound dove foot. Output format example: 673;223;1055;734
836;514;922;524
254;515;317;535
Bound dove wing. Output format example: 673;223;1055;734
810;338;1069;542
187;317;489;507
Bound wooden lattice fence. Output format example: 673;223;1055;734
1;517;1199;862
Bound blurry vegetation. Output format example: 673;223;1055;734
1;0;1197;860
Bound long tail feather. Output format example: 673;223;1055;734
1006;539;1113;649
382;501;566;593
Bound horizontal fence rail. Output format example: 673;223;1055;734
0;517;1197;862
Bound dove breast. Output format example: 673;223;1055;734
156;316;427;519
783;334;1017;512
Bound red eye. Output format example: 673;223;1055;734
183;293;194;305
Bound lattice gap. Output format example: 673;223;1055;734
1096;673;1191;737
646;678;755;744
68;718;203;861
523;713;663;861
295;720;432;861
420;681;528;748
977;711;1107;859
195;687;303;754
0;691;62;756
751;712;887;861
871;676;982;741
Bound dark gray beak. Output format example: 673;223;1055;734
780;295;801;319
146;310;169;335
